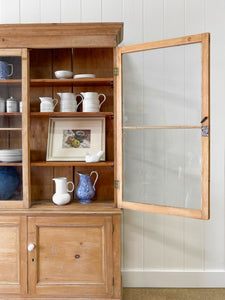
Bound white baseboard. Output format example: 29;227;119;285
122;270;225;288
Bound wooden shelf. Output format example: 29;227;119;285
31;161;114;167
0;127;22;130
0;162;22;166
0;79;21;85
30;78;113;87
30;111;114;117
31;199;115;210
0;112;22;116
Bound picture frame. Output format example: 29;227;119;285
46;117;105;161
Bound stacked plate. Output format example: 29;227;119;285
0;149;22;162
73;74;96;79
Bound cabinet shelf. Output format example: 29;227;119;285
31;161;114;167
0;128;22;130
0;162;22;166
0;79;21;86
30;78;113;87
31;199;115;210
30;111;114;118
0;113;22;116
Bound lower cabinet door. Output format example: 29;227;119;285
28;216;113;296
0;216;27;294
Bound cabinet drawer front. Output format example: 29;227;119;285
0;216;26;294
28;216;113;296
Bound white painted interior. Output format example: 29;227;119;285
0;0;224;287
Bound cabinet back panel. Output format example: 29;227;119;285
73;48;113;78
30;49;53;79
30;117;48;161
0;131;22;149
31;166;53;200
52;49;72;74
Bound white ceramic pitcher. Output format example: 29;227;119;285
57;92;83;112
39;97;58;112
52;177;74;205
81;92;106;112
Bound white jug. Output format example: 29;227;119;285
57;92;83;112
40;97;58;112
81;92;106;112
52;177;74;205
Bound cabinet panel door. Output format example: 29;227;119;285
0;216;27;294
28;216;113;296
116;33;210;219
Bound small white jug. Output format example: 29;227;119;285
81;92;106;112
40;97;58;112
52;177;74;205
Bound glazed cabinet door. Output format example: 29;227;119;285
116;33;210;219
28;216;113;296
0;49;30;208
0;216;27;294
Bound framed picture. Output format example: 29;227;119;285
46;117;105;161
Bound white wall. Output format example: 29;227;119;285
0;0;224;288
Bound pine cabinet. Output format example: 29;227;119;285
0;23;209;299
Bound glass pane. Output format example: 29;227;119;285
123;129;201;210
122;43;202;127
0;56;23;201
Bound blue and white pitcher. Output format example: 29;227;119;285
76;171;98;204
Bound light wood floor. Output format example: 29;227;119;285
123;288;225;300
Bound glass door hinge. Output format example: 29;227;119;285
114;67;119;76
201;126;209;137
114;180;120;189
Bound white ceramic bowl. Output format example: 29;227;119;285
55;70;73;79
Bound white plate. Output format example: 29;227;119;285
73;74;96;79
0;155;22;162
0;149;22;155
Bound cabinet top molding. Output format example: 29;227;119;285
0;22;124;48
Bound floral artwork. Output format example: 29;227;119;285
63;129;91;148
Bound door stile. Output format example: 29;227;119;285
115;46;123;209
201;33;210;219
21;48;31;208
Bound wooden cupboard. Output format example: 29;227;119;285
0;23;209;299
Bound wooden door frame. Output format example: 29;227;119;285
116;33;210;219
